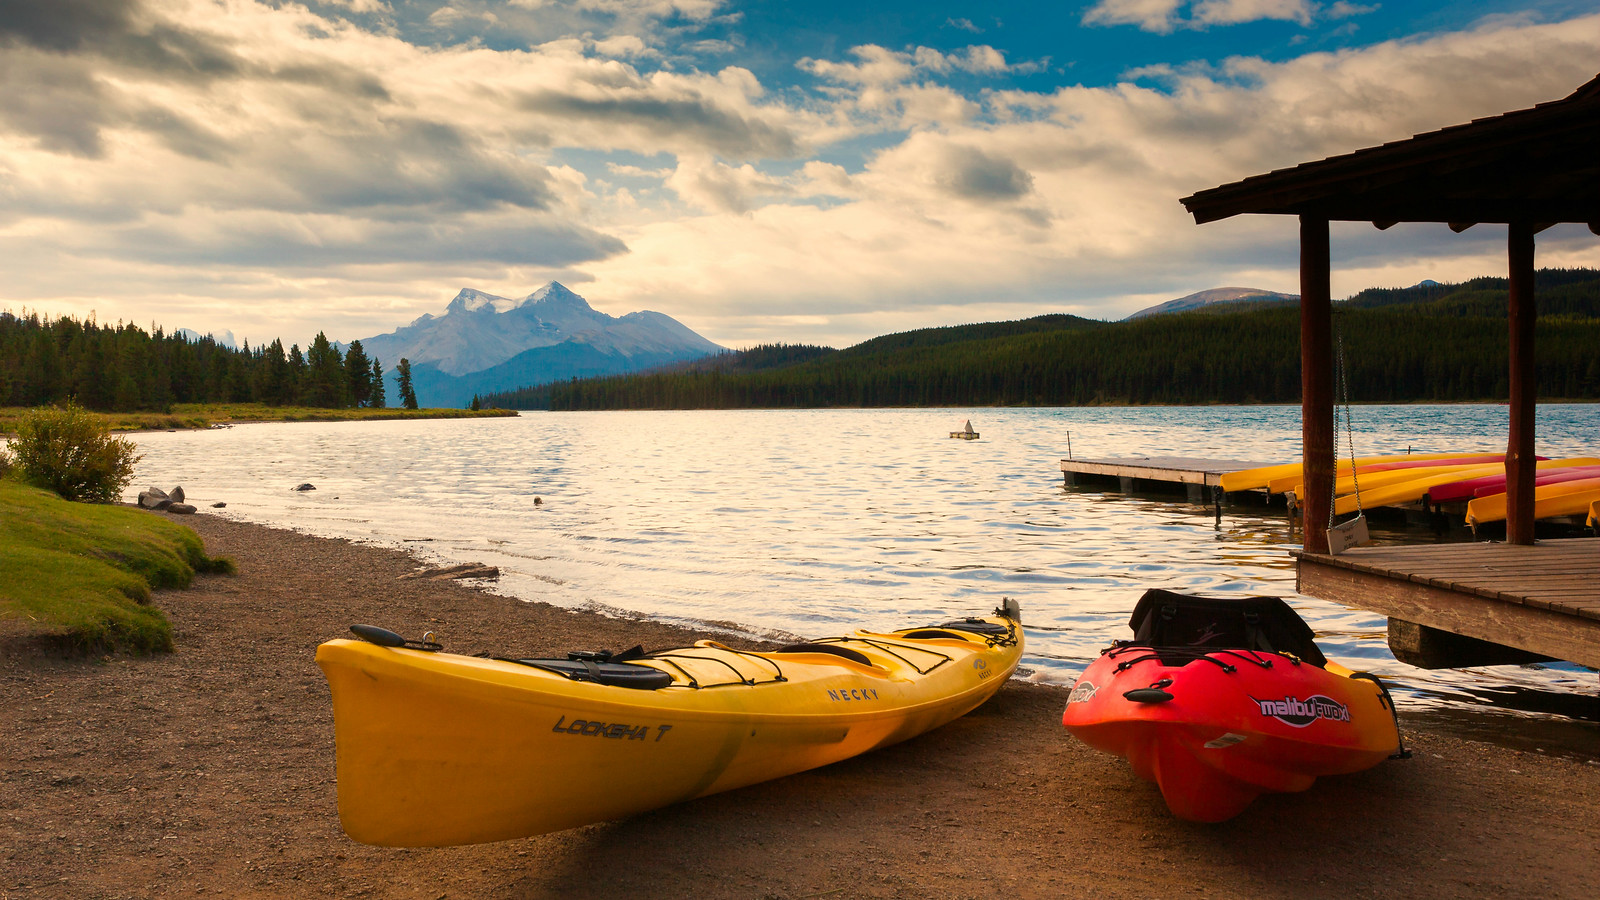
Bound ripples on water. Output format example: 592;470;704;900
127;405;1599;725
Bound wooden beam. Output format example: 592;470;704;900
1506;223;1538;545
1300;215;1333;554
1386;619;1556;669
1297;556;1600;668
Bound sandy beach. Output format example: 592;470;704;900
3;510;1598;900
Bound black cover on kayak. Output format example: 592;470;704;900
508;658;676;689
1128;590;1327;668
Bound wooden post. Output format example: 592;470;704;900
1301;216;1333;554
1506;223;1537;545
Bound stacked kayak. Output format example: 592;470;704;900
1219;452;1486;494
1062;590;1402;823
317;601;1023;846
1330;457;1599;516
1224;453;1600;526
1466;476;1600;525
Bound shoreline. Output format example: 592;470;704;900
0;403;518;436
3;512;1598;899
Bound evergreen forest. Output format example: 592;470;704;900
0;313;415;411
484;268;1600;410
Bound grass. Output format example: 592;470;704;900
0;480;236;653
0;403;518;434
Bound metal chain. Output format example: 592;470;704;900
1332;326;1363;532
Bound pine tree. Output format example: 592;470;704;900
396;358;418;409
303;332;346;408
369;359;386;408
344;339;373;407
469;394;481;411
258;338;291;405
287;344;307;404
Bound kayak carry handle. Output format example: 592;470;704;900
351;624;405;646
1124;678;1175;703
350;624;444;652
1123;688;1175;703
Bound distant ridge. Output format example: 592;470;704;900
176;328;237;349
1125;287;1298;320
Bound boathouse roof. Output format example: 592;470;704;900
1180;73;1600;229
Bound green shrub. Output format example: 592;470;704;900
10;400;142;503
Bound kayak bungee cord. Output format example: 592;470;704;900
648;645;788;688
1106;644;1284;674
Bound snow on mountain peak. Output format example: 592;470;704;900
448;288;520;314
521;281;589;309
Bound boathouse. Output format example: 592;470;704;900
1180;74;1600;670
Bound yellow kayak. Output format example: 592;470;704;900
317;602;1023;847
1219;452;1477;493
1291;463;1497;500
1332;458;1600;516
1466;479;1600;525
1590;499;1600;528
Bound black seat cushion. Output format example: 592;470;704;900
1127;589;1327;667
508;658;675;689
773;643;872;665
936;620;1009;636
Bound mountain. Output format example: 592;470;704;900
1124;287;1299;320
176;328;237;349
355;282;723;407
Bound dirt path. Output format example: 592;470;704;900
3;513;1597;899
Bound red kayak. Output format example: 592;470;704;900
1062;591;1405;823
1430;465;1600;503
1473;466;1600;498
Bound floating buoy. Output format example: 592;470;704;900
950;420;979;440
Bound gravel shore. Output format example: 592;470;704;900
3;511;1597;899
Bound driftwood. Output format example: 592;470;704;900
399;563;501;582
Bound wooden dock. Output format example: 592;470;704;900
1296;538;1600;669
1060;457;1277;521
1059;456;1275;491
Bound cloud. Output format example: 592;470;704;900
1325;2;1378;19
666;155;792;213
801;43;1025;87
1192;0;1315;28
591;34;655;58
1084;0;1345;33
0;0;141;52
1;0;1596;352
869;135;1035;203
945;18;982;34
515;69;802;159
606;162;672;178
581;13;1600;344
314;0;391;12
1081;0;1185;33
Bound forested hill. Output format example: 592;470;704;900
1344;268;1600;318
482;268;1600;410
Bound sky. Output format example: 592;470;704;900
1;0;1598;351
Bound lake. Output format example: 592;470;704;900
126;404;1599;720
